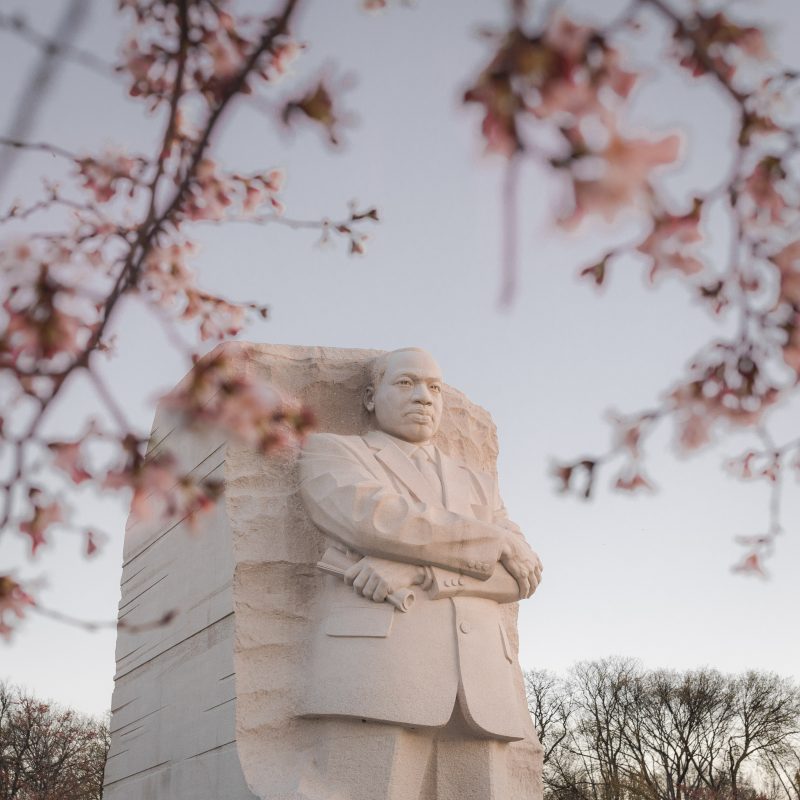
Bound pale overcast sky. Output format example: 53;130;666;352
1;0;799;717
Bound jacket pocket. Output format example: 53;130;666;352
498;623;514;663
325;605;394;638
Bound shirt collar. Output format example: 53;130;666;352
378;432;435;460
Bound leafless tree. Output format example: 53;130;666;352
621;669;731;800
526;669;574;765
0;683;109;800
762;736;800;800
526;662;800;800
725;674;800;800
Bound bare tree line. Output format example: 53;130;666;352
526;659;800;800
1;663;797;800
0;683;108;800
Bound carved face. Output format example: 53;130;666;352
366;349;444;443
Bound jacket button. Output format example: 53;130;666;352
459;621;471;634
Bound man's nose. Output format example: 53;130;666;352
411;384;433;404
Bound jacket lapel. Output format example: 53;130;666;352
363;431;442;507
437;450;474;515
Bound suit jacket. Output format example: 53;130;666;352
297;430;530;741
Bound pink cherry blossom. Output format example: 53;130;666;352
85;530;99;557
162;348;314;453
184;291;247;341
262;169;284;193
669;346;780;454
104;449;178;522
726;451;757;480
544;14;594;65
103;445;223;528
743;157;787;224
265;40;303;80
705;12;770;61
673;11;769;83
483;109;520;157
2;297;90;368
780;312;800;374
208;37;241;80
49;441;92;484
771;241;800;307
614;469;655;492
534;78;601;122
563;129;681;227
20;491;63;554
604;51;638;99
637;206;706;282
732;551;767;578
678;410;713;451
607;411;652;457
0;576;34;639
76;152;143;203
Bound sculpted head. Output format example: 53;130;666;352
365;348;444;444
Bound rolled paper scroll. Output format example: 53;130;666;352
316;547;415;613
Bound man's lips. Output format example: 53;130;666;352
405;411;433;422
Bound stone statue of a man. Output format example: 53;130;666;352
298;347;543;800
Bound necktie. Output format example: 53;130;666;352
412;447;444;504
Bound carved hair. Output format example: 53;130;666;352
367;347;431;389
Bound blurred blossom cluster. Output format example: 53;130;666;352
2;0;800;638
464;2;800;575
0;0;378;637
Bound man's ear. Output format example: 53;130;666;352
364;385;375;413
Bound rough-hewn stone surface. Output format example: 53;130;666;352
104;342;543;800
104;402;256;799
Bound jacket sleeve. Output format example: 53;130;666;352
298;433;505;579
488;470;528;540
428;564;521;603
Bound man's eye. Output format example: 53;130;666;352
397;379;412;386
430;384;441;393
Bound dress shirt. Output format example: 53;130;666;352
386;436;444;504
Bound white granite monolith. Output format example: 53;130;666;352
104;342;543;800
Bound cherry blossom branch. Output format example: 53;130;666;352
499;154;521;308
142;0;190;219
240;207;378;231
38;0;303;384
0;10;114;79
725;428;800;576
464;0;799;571
553;406;666;499
0;195;95;225
641;0;748;105
85;370;132;433
0;137;80;163
145;1;300;236
0;0;92;189
208;204;378;252
31;602;177;635
0;0;353;637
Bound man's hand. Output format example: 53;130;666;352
499;534;543;599
344;557;426;603
495;518;524;535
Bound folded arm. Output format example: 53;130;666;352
489;470;543;598
299;433;509;579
